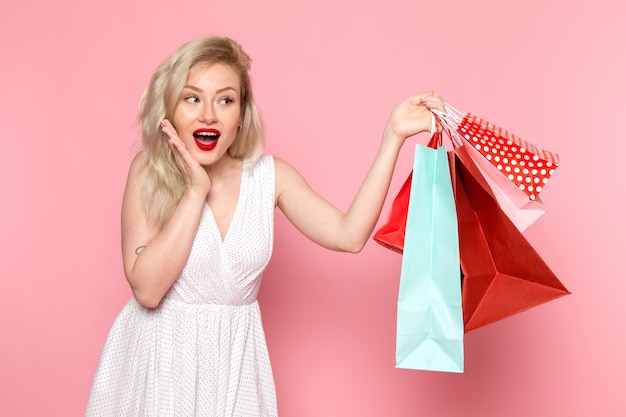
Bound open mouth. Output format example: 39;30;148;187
193;128;220;151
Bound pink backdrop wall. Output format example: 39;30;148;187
1;0;624;415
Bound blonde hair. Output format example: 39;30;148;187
138;36;264;228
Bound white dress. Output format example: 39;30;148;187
86;156;278;416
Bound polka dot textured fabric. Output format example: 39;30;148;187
86;156;278;417
458;114;560;200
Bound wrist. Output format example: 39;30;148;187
184;184;210;201
382;125;406;147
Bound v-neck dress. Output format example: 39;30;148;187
86;156;277;417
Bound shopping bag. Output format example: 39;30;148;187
374;133;442;253
396;142;464;372
466;142;547;231
435;104;560;201
450;145;570;332
373;172;412;254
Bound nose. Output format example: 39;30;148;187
200;102;218;124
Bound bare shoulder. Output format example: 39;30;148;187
273;156;309;200
272;155;291;172
273;156;307;182
127;151;147;182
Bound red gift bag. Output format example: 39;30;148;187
435;105;559;201
373;172;412;253
450;146;570;332
374;133;442;253
464;141;547;232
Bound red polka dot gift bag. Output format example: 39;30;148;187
433;104;559;231
434;104;559;201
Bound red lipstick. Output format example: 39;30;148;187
193;128;220;151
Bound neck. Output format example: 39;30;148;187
204;155;242;178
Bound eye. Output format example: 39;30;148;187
218;97;235;105
184;95;200;104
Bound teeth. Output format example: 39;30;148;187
195;131;218;137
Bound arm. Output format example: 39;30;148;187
275;92;444;253
121;120;211;308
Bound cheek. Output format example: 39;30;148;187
170;108;184;128
222;109;242;129
172;102;196;122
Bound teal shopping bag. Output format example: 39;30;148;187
396;143;464;373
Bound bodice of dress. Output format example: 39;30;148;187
168;156;275;306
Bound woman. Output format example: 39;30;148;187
86;35;444;416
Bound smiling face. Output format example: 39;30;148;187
172;62;242;167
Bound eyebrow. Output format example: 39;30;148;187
182;85;238;94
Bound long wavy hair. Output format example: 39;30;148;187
138;36;264;229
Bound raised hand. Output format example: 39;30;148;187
384;91;445;143
161;119;212;195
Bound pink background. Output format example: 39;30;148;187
1;0;624;415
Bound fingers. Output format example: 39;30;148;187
418;91;445;112
160;119;211;192
404;91;444;111
160;119;175;137
161;119;181;147
161;119;193;172
161;119;190;158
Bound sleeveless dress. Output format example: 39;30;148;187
86;156;278;417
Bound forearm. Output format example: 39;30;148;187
126;189;207;308
277;93;442;253
338;131;404;252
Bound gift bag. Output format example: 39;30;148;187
450;145;570;332
434;104;557;231
396;142;464;372
467;144;547;231
435;104;559;201
374;133;442;253
373;172;412;253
